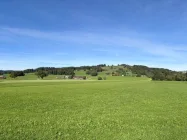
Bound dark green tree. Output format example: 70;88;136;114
35;70;48;79
9;72;17;79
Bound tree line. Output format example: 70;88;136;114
121;64;187;81
23;65;103;74
9;71;25;78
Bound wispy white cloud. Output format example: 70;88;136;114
1;27;185;58
0;52;32;56
0;54;187;71
0;59;120;70
1;26;187;71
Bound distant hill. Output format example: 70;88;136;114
1;64;187;81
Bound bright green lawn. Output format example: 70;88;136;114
1;79;187;139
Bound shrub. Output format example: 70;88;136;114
10;71;25;79
98;76;102;80
91;71;98;76
86;71;90;75
83;76;86;80
9;72;17;79
103;76;106;80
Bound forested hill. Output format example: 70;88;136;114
0;64;187;81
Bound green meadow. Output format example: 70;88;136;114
1;78;187;139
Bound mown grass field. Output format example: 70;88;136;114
1;78;187;139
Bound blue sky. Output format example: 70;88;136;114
1;0;187;70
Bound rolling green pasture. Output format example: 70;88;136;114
1;79;187;139
5;71;108;80
5;73;62;80
74;70;87;76
4;72;138;81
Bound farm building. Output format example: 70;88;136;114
0;75;6;79
56;75;71;79
56;75;86;80
73;76;86;80
112;73;120;76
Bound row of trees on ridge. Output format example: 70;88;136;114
1;64;187;81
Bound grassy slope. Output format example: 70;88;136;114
1;79;187;139
3;65;131;80
74;70;87;76
4;70;107;80
75;66;127;77
5;73;64;80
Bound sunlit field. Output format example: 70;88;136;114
1;78;187;139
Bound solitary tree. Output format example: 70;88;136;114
35;70;48;79
9;72;17;79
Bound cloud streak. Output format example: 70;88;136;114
1;26;187;71
1;26;185;59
